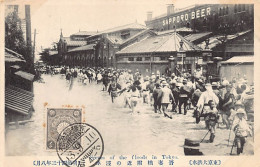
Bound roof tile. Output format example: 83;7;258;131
184;32;212;42
71;31;97;36
62;37;87;46
5;85;34;115
68;44;95;53
5;48;25;63
88;22;147;38
116;32;201;54
15;71;35;81
221;56;254;64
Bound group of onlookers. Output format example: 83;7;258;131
39;65;254;153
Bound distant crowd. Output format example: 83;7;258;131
38;65;254;153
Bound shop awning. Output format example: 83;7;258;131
10;65;21;69
15;71;35;81
198;29;253;50
184;32;212;43
221;56;254;64
5;86;34;115
5;48;25;63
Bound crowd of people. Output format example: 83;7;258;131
39;65;254;154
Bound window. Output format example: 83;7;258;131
242;4;246;11
121;30;130;39
128;57;134;61
238;4;241;12
203;18;207;25
145;57;151;61
219;6;229;16
136;57;142;61
186;22;190;28
160;57;166;61
219;7;225;16
226;6;229;15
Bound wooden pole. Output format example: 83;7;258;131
32;29;36;63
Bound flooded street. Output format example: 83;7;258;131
5;74;253;156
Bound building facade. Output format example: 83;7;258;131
115;4;254;76
145;4;253;34
57;30;96;66
61;22;147;68
116;31;203;76
55;4;253;78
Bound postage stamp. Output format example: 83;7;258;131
56;123;104;167
46;108;82;150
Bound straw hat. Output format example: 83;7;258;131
144;76;150;81
222;80;229;86
212;82;218;87
235;100;244;107
197;79;203;83
161;80;168;86
236;108;246;115
205;83;212;87
176;83;182;87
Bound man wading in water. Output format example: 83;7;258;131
108;77;121;103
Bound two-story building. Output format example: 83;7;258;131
63;22;147;68
115;4;254;77
57;30;96;66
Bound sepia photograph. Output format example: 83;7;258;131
1;0;258;166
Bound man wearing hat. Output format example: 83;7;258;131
178;79;191;115
191;89;202;109
102;70;109;91
146;78;155;106
170;81;179;112
142;76;150;104
197;83;219;117
171;73;176;80
161;81;174;116
194;68;202;79
153;83;163;113
108;77;122;103
212;82;221;98
234;100;247;120
232;108;252;155
151;72;156;81
196;78;205;92
221;84;235;129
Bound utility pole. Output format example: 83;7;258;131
32;29;36;63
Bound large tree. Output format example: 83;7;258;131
39;48;51;65
5;10;34;72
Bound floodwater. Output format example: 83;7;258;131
5;74;253;156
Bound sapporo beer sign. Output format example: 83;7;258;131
46;108;82;150
162;7;211;26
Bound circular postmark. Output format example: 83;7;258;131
56;123;104;167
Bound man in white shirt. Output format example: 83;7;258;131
197;83;219;114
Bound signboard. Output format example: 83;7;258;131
162;7;211;26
